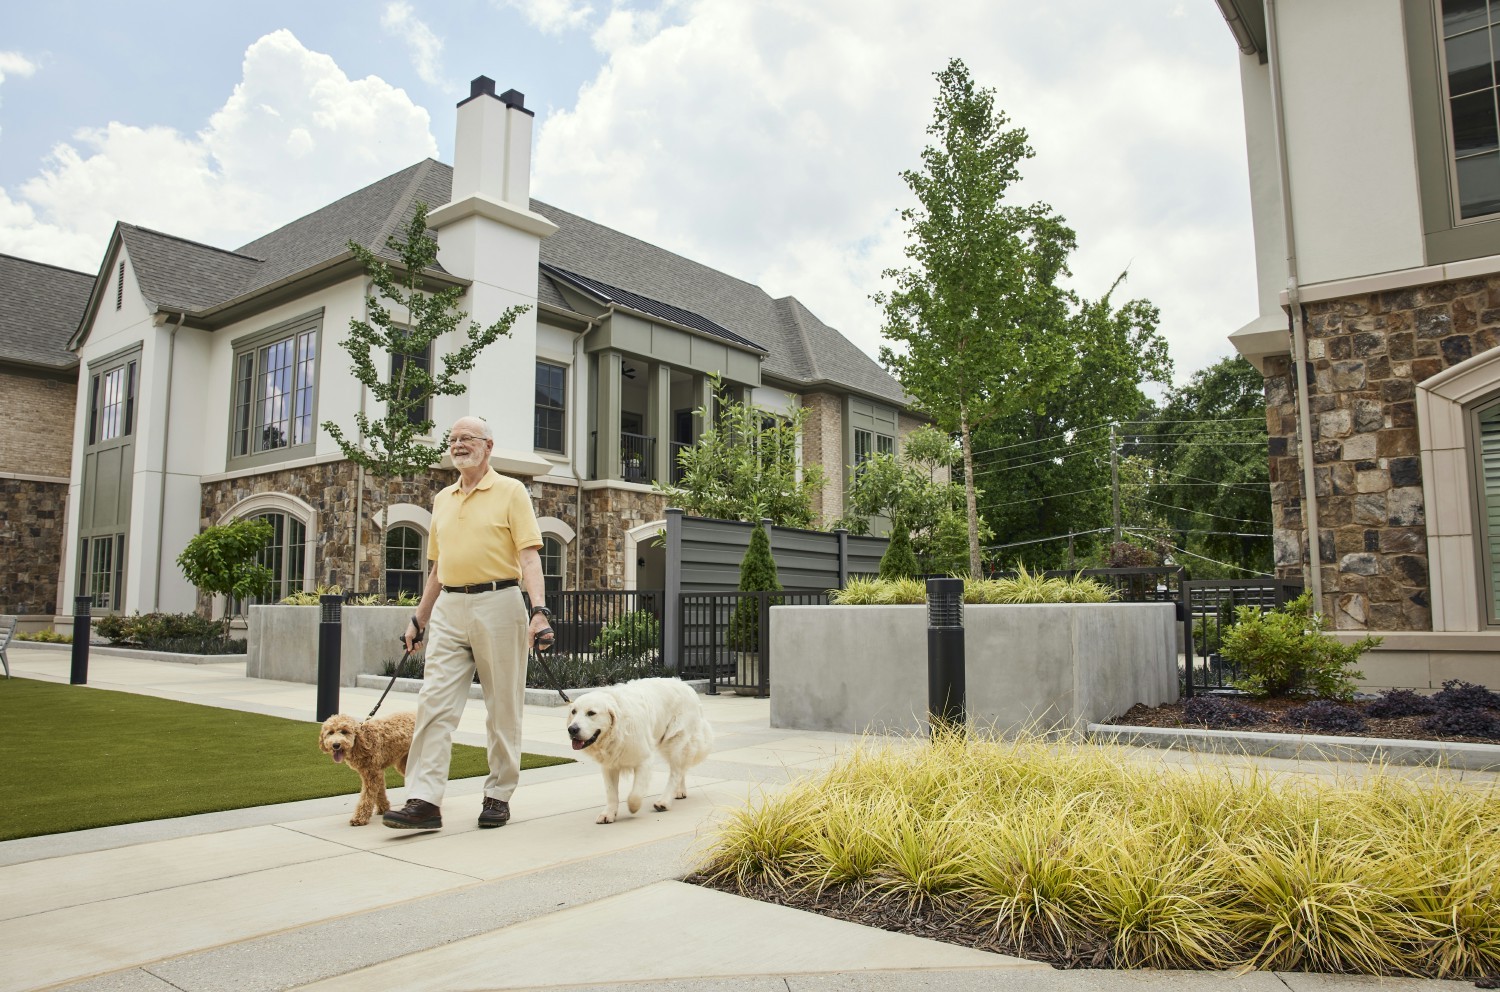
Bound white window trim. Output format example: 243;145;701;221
623;519;664;590
375;502;433;534
1415;346;1500;630
214;492;318;616
537;516;574;591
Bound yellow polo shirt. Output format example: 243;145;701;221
428;469;544;586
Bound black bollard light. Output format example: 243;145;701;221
926;577;966;735
70;595;92;685
316;594;343;721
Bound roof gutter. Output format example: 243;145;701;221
1265;0;1324;611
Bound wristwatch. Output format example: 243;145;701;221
529;605;552;619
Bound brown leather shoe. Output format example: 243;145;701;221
477;797;510;828
383;798;442;830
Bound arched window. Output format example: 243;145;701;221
541;535;565;599
230;511;306;613
386;525;427;599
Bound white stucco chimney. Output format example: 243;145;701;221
428;76;558;475
449;76;534;208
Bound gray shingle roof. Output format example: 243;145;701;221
84;158;905;404
0;253;93;369
541;263;765;352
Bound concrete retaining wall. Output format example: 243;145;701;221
247;605;411;686
769;603;1178;736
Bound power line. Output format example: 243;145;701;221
983;527;1113;552
1150;538;1267;576
1150;465;1270;491
1133;496;1272;528
966;423;1111;459
982;485;1111;509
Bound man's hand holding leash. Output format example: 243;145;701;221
403;614;428;654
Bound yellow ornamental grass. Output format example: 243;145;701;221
696;732;1500;978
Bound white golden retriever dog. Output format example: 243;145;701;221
565;677;714;824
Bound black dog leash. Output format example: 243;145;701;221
368;615;424;719
522;592;569;703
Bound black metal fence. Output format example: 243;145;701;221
678;589;832;697
1181;578;1304;696
550;589;665;666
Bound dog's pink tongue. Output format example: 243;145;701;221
333;751;345;763
571;739;585;751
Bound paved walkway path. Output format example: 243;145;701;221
0;645;1490;992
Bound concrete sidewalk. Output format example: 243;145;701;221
0;645;1489;992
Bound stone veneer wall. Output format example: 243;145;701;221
800;392;843;526
0;367;76;477
0;478;68;613
1265;276;1500;631
576;486;670;589
198;462;454;611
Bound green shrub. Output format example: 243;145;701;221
87;612;242;654
591;610;661;664
1219;593;1378;700
727;523;782;651
94;613;130;644
280;584;342;606
878;527;920;580
17;630;71;643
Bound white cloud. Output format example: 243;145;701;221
0;50;40;141
0;30;437;273
381;1;448;88
534;0;1255;386
496;0;596;35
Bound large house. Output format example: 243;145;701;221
50;77;912;618
1216;0;1500;688
0;253;92;616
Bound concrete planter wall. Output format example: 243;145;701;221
247;605;411;687
769;603;1178;736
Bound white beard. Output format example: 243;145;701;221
452;450;486;470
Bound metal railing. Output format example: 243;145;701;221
549;590;665;675
678;589;832;697
620;431;655;483
1181;577;1303;697
670;441;690;485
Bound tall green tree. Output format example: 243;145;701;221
658;375;824;527
176;518;274;630
878;59;1080;576
1138;356;1272;576
967;274;1172;569
322;202;528;592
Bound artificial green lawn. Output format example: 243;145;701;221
0;678;572;841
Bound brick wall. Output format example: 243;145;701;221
1265;276;1500;631
0;478;68;613
800;392;843;525
0;367;77;477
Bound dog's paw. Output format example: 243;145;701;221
349;815;370;826
652;800;671;812
627;796;642;814
596;810;616;824
675;788;688;799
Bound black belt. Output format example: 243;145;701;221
441;579;520;594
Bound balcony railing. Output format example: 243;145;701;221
670;441;690;485
620;431;655;483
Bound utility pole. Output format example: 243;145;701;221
1110;423;1121;543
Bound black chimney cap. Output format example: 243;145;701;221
457;77;535;116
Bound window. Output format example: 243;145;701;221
390;340;432;428
78;534;125;610
87;359;137;445
231;315;319;461
233;511;307;611
1474;397;1500;623
854;428;871;466
1440;0;1500;218
853;429;893;468
541;535;565;600
385;525;426;598
535;361;566;453
877;434;895;457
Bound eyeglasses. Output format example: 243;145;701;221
449;433;490;447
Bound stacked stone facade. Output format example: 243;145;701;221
575;486;669;588
0;478;68;613
1266;276;1500;631
799;391;843;526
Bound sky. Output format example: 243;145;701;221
0;0;1257;390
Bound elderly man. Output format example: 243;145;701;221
384;416;553;831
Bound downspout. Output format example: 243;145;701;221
1265;0;1324;611
352;277;372;593
569;317;594;588
152;311;185;611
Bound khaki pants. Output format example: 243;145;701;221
404;586;528;807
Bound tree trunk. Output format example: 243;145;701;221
960;407;981;577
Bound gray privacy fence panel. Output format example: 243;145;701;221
846;535;888;578
679;515;758;592
768;525;844;591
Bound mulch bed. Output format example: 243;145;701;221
1106;695;1500;746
